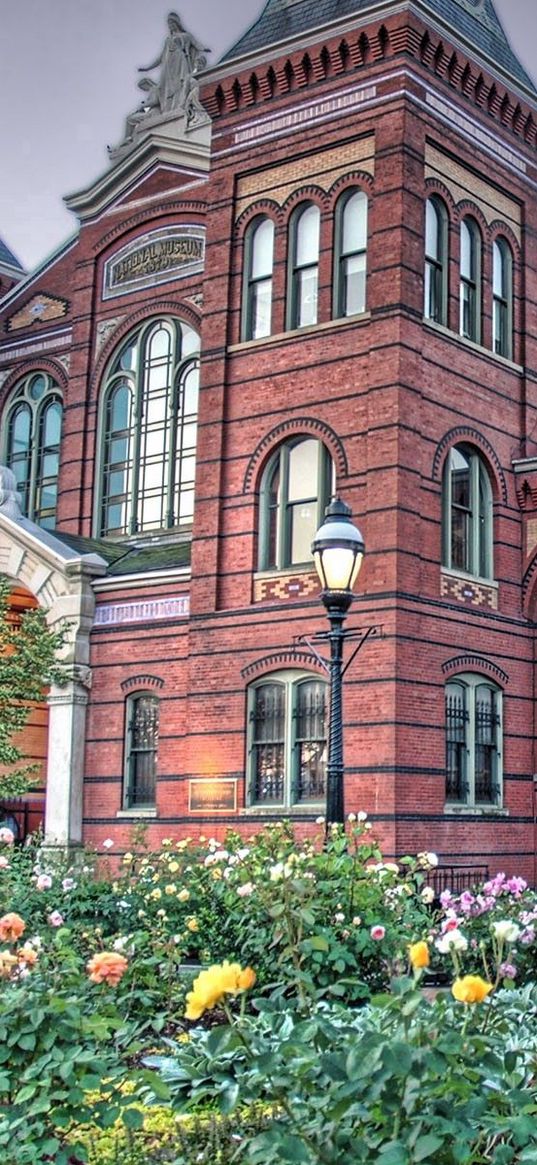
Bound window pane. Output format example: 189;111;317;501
425;200;440;261
445;683;467;801
297;268;318;327
289;502;317;563
251;279;273;338
343;253;366;316
342;192;367;254
295;681;327;801
474;686;497;803
288;439;318;501
296;205;320;266
460;221;472;280
126;696;159;807
251;219;274;279
29;375;47;401
252;684;285;803
493;241;504;298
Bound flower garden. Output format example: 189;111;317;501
1;817;537;1164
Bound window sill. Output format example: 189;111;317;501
441;567;497;590
116;808;158;819
444;803;508;817
239;805;325;817
423;318;523;372
229;312;371;353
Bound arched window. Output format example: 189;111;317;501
3;371;63;529
124;692;159;808
242;217;274;341
424;196;448;324
287;203;320;329
445;675;502;806
459;217;481;342
492;237;513;359
258;437;334;571
334;189;368;317
248;671;327;806
98;317;199;537
442;445;493;579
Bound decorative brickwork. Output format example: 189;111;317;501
253;571;320;603
440;571;498;610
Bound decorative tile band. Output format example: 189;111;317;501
235;84;376;146
441;572;498;611
94;595;190;626
254;571;320;603
426;93;527;174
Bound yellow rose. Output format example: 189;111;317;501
177;888;190;902
164;884;177;895
150;888;162;900
408;941;430;970
452;975;493;1004
168;861;180;874
184;961;256;1020
187;917;199;932
212;868;223;880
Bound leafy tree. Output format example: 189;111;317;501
0;575;66;799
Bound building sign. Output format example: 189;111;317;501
189;779;238;813
103;227;205;299
94;595;189;626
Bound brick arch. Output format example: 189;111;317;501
453;199;489;240
121;674;165;692
489;220;521;261
442;655;509;685
328;171;375;204
432;427;507;505
0;358;68;413
91;299;202;393
282;186;330;216
234;199;283;236
424;178;456;216
95;202;207;254
522;552;537;616
243;417;348;495
241;650;326;680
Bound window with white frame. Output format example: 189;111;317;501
248;672;327;807
258;437;334;571
242;216;275;341
3;372;63;529
97;317;199;537
124;693;159;809
424;196;448;325
492;237;513;359
442;444;493;580
445;675;502;806
459;216;481;342
287;203;320;329
334;189;368;317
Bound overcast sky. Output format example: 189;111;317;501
1;0;535;272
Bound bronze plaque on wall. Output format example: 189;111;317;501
104;227;205;299
189;779;238;813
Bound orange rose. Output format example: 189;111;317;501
0;950;18;978
18;945;38;967
86;951;128;986
0;912;25;942
237;966;256;991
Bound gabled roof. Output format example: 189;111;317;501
221;0;536;96
0;237;24;274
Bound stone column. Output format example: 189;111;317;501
44;664;92;848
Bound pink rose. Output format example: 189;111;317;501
0;828;14;845
370;925;385;941
48;911;64;927
0;856;10;870
36;874;52;891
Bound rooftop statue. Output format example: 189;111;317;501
110;12;210;158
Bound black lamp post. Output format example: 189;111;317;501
312;498;365;825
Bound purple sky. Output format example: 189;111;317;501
1;0;535;272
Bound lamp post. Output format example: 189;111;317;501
312;498;365;825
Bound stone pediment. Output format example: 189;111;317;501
6;293;69;332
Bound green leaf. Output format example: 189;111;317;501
122;1107;144;1130
378;1141;410;1165
220;1080;239;1113
309;935;330;952
413;1134;444;1161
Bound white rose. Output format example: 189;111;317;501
421;886;435;904
436;929;468;954
491;920;520;944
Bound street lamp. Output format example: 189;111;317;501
312;498;365;825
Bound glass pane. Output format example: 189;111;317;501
297;268;318;327
445;683;467;801
493;241;504;298
460;220;472;279
181;363;199;418
290;502;317;563
295;681;327;802
343;253;366;315
426;199;440;261
128;696;159;807
110;384;132;432
288;439;318;502
42;400;62;446
251;279;272;338
342;191;367;254
11;406;31;452
451;448;470;508
29;375;47;401
251;219;274;279
252;684;285;803
148;325;171;361
296;205;320;267
119;342;137;372
181;323;201;358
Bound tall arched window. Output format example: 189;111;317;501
98;317;199;537
3;371;63;529
334;189;368;317
248;671;327;806
242;216;274;341
445;675;502;806
424;196;448;325
492;237;513;359
459;217;481;342
287;203;320;329
258;437;334;571
442;445;493;579
124;692;159;808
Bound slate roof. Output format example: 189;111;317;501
221;0;536;95
0;237;24;273
52;532;191;575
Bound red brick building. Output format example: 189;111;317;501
1;0;537;879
